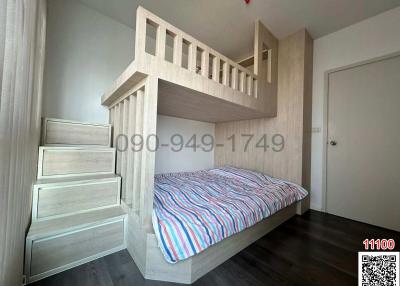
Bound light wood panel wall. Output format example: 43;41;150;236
0;1;46;285
215;29;313;190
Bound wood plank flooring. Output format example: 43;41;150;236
31;210;400;286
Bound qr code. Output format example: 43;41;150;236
359;252;399;286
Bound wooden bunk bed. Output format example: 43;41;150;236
101;6;312;284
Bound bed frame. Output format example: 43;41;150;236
124;197;309;284
101;6;312;284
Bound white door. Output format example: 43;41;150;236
326;54;400;231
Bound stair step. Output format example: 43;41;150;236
36;173;120;185
42;118;112;147
37;146;116;179
25;207;126;283
27;206;126;240
32;176;121;221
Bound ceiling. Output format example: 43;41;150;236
78;0;400;60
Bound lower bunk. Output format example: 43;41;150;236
126;166;309;284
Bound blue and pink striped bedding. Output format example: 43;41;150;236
152;166;308;263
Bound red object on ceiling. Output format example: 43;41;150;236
244;0;251;4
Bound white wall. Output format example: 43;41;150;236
43;0;134;124
155;116;215;174
43;0;214;173
311;6;400;210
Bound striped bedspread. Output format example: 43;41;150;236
152;166;308;263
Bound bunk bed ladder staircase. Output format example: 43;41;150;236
24;118;127;284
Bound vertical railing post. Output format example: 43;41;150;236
188;43;197;72
267;49;273;83
254;21;263;77
125;94;137;206
231;67;238;90
173;35;182;66
139;77;158;229
156;25;166;60
212;56;220;82
114;103;122;175
134;7;147;61
222;62;229;86
247;75;253;96
121;98;130;200
201;50;209;77
132;90;144;212
239;71;246;93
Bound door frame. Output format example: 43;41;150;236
321;51;400;212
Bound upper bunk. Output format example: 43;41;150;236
101;6;278;123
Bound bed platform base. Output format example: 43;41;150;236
126;200;307;284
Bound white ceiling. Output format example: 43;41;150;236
78;0;400;60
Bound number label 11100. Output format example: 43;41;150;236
363;239;395;251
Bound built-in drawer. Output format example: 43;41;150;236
38;147;116;179
29;219;124;277
42;118;111;147
33;177;121;221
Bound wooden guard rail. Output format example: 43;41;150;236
135;6;259;98
109;77;158;229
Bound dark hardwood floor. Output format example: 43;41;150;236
31;210;400;286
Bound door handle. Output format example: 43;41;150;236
329;140;337;146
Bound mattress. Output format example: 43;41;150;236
152;166;308;263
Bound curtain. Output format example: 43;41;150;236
0;0;46;285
